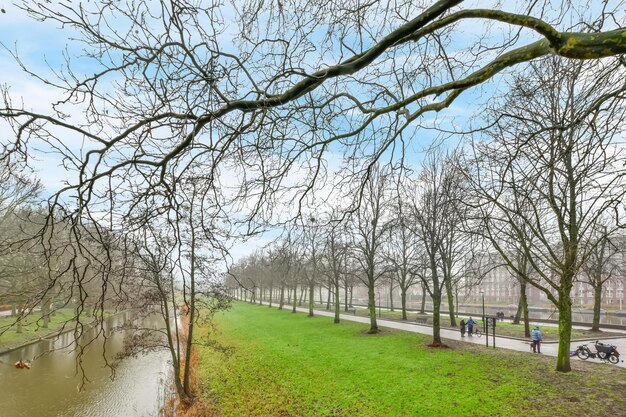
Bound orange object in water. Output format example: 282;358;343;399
14;360;31;369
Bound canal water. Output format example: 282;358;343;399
354;298;626;326
0;312;172;417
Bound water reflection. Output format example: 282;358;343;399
0;312;172;417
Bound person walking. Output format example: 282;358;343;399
460;319;466;337
466;317;475;336
531;326;543;353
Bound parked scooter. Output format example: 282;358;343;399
575;340;621;364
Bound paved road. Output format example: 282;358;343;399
283;304;626;369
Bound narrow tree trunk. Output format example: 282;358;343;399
334;277;340;324
41;298;50;329
445;278;456;327
268;284;273;308
279;284;285;310
367;282;378;333
299;286;305;306
344;283;349;312
420;283;426;314
431;291;442;345
401;288;408;320
308;283;314;317
513;293;523;324
591;282;602;331
521;282;530;338
349;285;354;307
318;286;323;307
326;281;332;310
292;285;297;313
389;281;394;312
182;224;198;400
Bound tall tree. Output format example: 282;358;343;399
350;167;392;334
469;57;626;372
579;221;622;331
407;150;463;346
387;187;420;320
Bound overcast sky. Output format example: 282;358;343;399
1;1;623;261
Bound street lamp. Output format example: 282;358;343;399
480;289;488;348
480;290;486;331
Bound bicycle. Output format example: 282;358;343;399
576;341;620;364
467;324;482;337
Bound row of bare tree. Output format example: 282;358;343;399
2;0;626;393
0;159;232;403
229;56;626;373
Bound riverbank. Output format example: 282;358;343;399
0;309;79;354
0;311;172;417
0;309;120;355
194;302;626;416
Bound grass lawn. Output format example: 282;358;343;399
0;309;78;349
196;302;626;417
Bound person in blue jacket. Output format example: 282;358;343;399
466;317;475;336
531;326;543;353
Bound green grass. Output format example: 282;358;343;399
197;302;626;417
0;309;78;349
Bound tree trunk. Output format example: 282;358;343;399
299;286;305;306
389;281;394;311
41;298;50;329
349;285;354;307
182;224;197;400
591;282;602;331
326;281;332;310
521;282;530;338
318;286;323;307
401;288;408;320
556;290;573;372
268;284;273;308
513;294;523;324
367;282;378;333
292;285;297;313
420;283;426;314
431;291;442;345
445;278;456;327
344;283;349;312
308;283;314;317
279;284;285;310
334;277;340;324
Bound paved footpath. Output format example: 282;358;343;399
279;304;626;369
